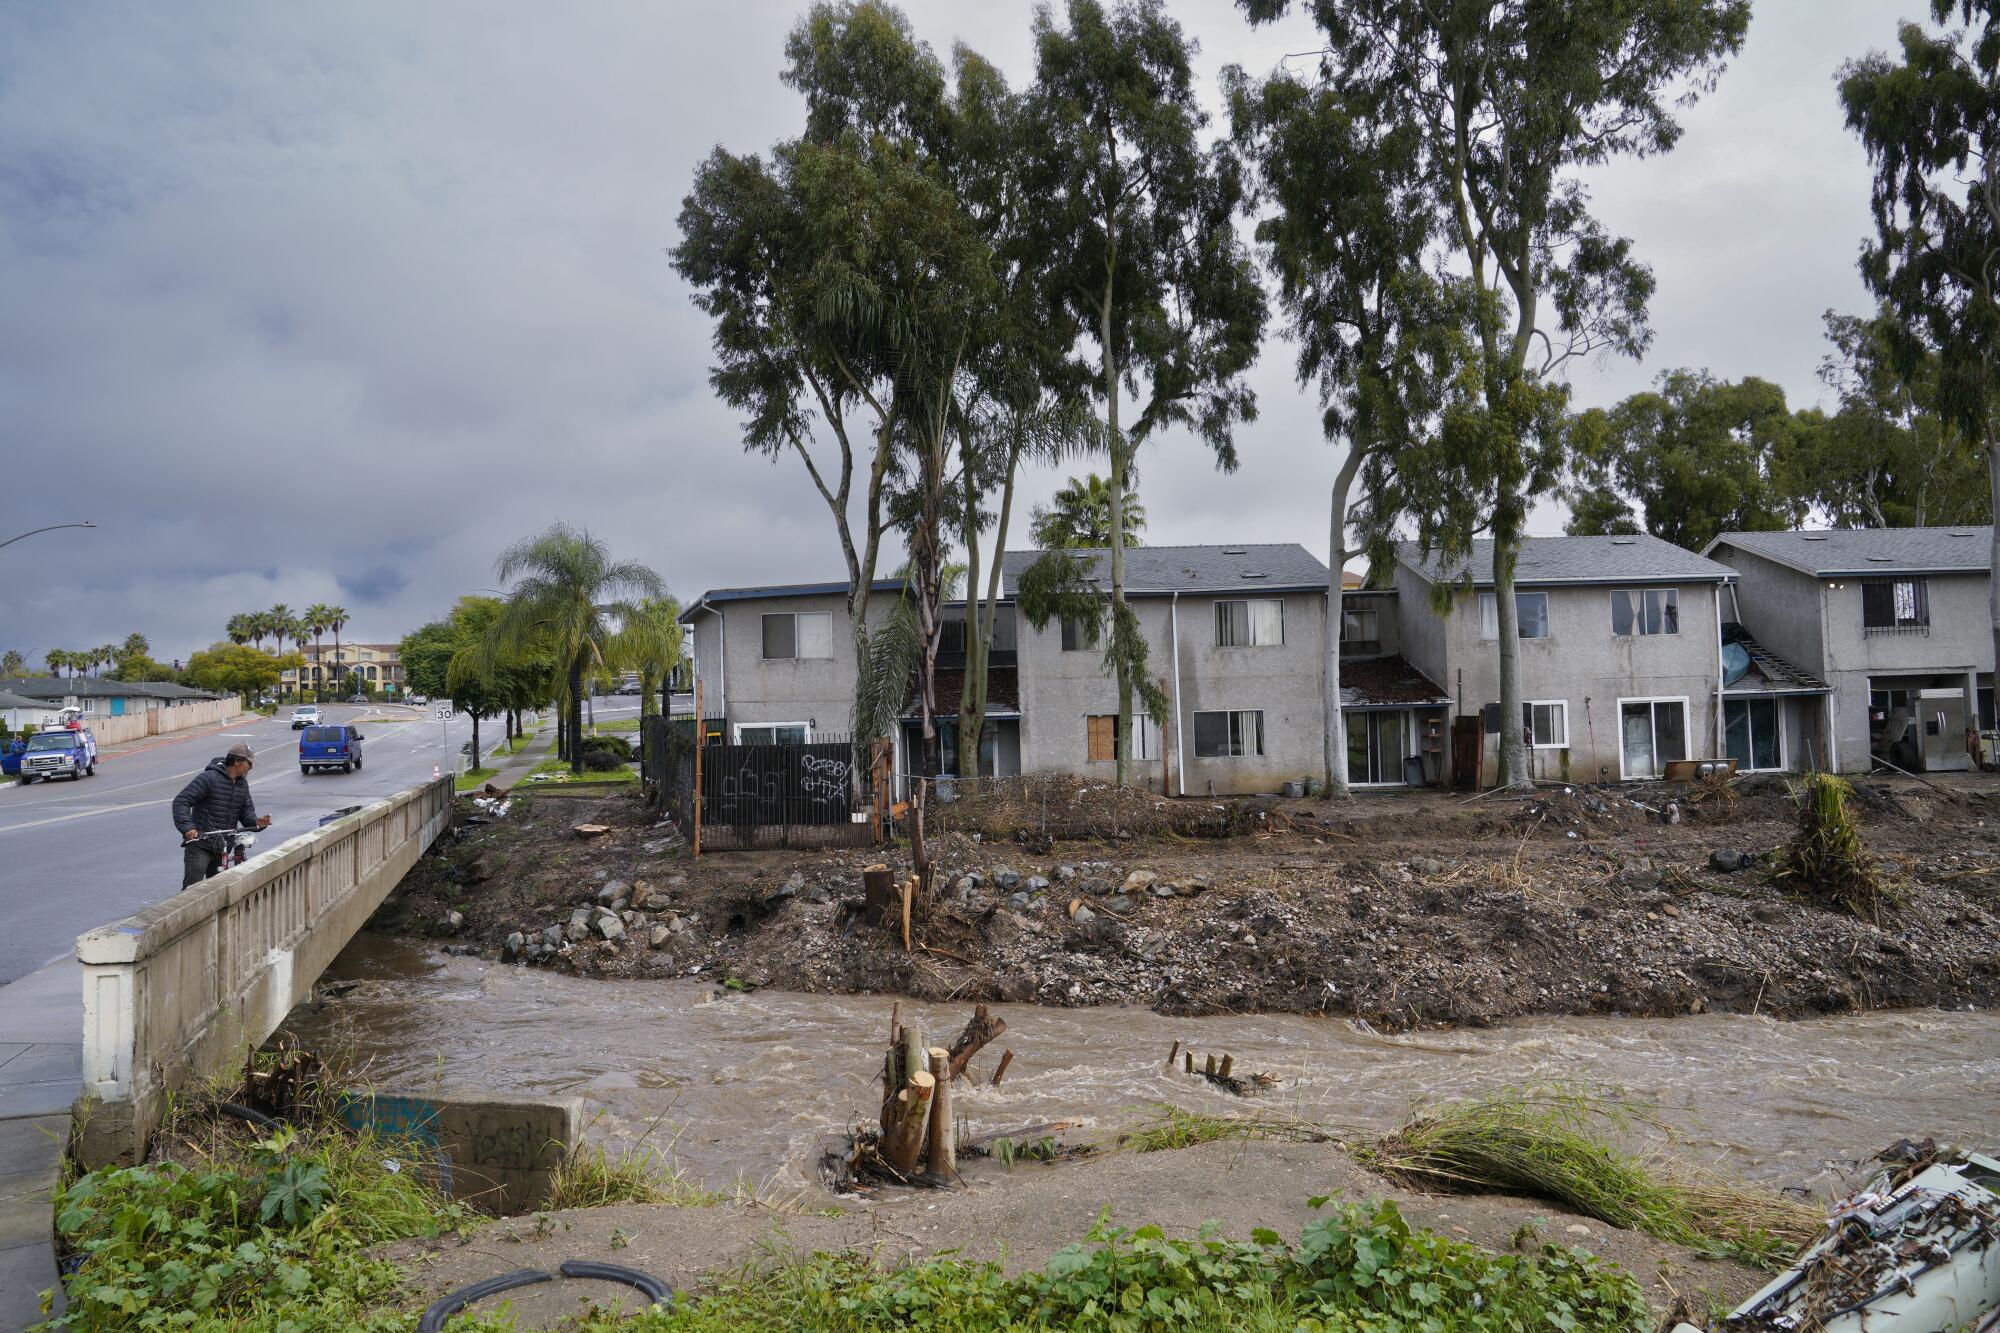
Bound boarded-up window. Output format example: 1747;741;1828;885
1087;714;1116;761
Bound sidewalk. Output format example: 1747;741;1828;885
0;960;78;1326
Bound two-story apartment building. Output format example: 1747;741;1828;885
1704;527;1994;773
1001;544;1330;796
281;642;407;700
1394;535;1751;783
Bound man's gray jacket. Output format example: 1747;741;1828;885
172;758;259;837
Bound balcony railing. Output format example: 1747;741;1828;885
1863;623;1930;637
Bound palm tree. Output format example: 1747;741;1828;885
284;617;311;699
45;649;68;678
614;594;684;722
1029;473;1146;550
226;613;253;648
491;524;663;773
325;605;349;694
95;645;117;676
304;604;335;701
0;649;24;679
244;612;270;653
266;605;292;652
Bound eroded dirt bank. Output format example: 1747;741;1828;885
367;774;2000;1029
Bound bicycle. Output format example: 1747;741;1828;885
183;827;260;878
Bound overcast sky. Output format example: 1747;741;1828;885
0;1;1909;669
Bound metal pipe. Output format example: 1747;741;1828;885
1170;591;1186;798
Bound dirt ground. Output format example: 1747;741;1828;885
369;773;2000;1030
382;1135;1767;1328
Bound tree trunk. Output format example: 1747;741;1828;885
1102;278;1133;788
924;1047;955;1180
1324;446;1364;797
567;660;585;774
470;711;481;773
1492;511;1531;789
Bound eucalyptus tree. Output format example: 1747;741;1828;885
1025;0;1268;786
1242;0;1748;788
1840;2;2000;680
489;524;663;774
1228;62;1468;796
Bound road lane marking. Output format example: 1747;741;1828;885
0;801;159;833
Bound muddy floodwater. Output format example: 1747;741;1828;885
282;936;2000;1202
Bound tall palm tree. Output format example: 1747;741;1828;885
304;604;335;701
265;605;292;652
45;649;68;678
491;524;662;773
1028;473;1146;550
245;612;270;653
226;613;253;648
614;594;684;722
0;649;25;679
95;645;117;676
325;605;349;693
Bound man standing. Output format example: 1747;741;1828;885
172;741;272;888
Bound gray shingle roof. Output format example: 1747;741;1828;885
0;689;54;711
1722;628;1828;696
1396;534;1733;588
3;677;219;701
999;544;1329;597
681;578;904;621
1705;526;1994;577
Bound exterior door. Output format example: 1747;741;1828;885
1724;698;1781;771
109;697;125;716
1620;700;1687;779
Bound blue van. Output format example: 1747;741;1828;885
299;725;364;774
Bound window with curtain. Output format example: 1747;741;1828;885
1340;606;1380;655
1214;599;1283;646
1192;709;1264;757
1610;588;1678;636
1477;592;1549;640
1862;578;1929;632
1088;713;1159;761
1523;700;1568;747
761;612;833;659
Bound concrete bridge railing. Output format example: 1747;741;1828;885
73;776;454;1165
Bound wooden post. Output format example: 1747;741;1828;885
882;1071;935;1174
1218;1054;1234;1080
900;1023;926;1107
1204;1053;1217;1077
1183;1051;1194;1074
691;678;704;858
888;1000;901;1043
1164;1040;1181;1070
990;1049;1014;1087
863;864;894;928
925;1047;955;1180
900;876;914;951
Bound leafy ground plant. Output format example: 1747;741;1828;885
1767;772;1901;921
549;1199;1653;1332
38;1119;467;1331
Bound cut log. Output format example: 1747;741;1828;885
1218;1054;1234;1080
889;1000;902;1044
882;1070;935;1174
1183;1051;1194;1074
1164;1040;1181;1070
925;1047;955;1180
572;823;611;838
900;877;914;951
900;1023;926;1110
1204;1053;1217;1077
945;1003;1008;1081
990;1049;1014;1087
863;864;894;928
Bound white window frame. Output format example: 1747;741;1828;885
1609;588;1680;638
1477;591;1550;640
760;611;834;661
1615;695;1691;781
1723;696;1788;773
1214;599;1285;647
1192;708;1265;759
733;720;812;745
1524;699;1569;750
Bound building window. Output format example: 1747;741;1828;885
1619;698;1688;779
1086;713;1159;762
1862;578;1929;634
1610;588;1678;637
1193;709;1264;758
735;722;809;745
1215;599;1284;647
1340;606;1380;656
1524;700;1568;748
1060;615;1098;651
761;611;833;660
939;620;966;655
1478;592;1550;640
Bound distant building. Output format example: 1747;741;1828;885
280;642;406;700
3;677;224;718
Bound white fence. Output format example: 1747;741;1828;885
73;776;454;1164
72;697;242;746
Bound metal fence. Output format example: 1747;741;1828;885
644;717;881;851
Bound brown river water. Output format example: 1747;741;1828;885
281;936;2000;1203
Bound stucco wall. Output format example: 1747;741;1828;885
1430;580;1728;784
687;594;897;739
1390;564;1449;690
1711;547;1826;672
1015;590;1326;795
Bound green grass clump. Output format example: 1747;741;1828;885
454;766;498;792
1767;772;1901;921
558;1200;1652;1332
1119;1104;1333;1155
38;1121;467;1331
545;1142;720;1211
523;755;638;786
1357;1087;1816;1268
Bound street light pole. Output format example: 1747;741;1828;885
0;521;98;551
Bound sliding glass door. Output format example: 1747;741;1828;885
1723;698;1781;771
1620;699;1687;779
1345;710;1410;785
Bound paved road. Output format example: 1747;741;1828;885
0;703;469;986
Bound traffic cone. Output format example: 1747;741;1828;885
433;763;441;780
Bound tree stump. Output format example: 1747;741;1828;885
925;1047;955;1180
882;1071;935;1174
946;1003;1007;1081
863;864;894;928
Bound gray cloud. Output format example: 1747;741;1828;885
0;1;1902;666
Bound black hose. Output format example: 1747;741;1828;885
416;1269;552;1332
214;1100;279;1128
559;1259;674;1306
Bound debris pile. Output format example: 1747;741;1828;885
1766;774;1902;922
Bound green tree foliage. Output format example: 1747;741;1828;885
1025;0;1267;786
1244;0;1749;788
225;613;253;648
184;642;301;706
1797;308;1991;528
1841;0;2000;677
1228;59;1470;795
614;594;684;720
0;648;24;679
1565;371;1804;550
1029;473;1144;549
490;524;662;774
